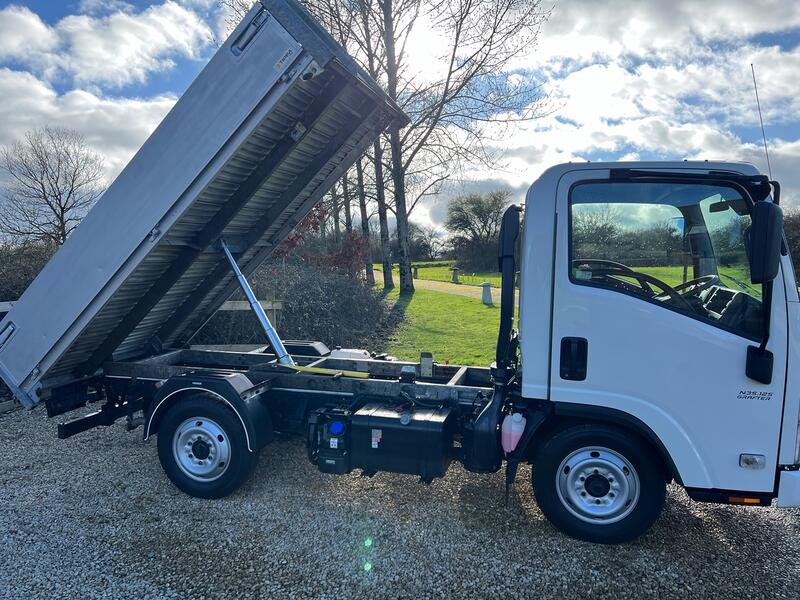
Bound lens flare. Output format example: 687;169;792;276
364;538;373;548
364;562;373;572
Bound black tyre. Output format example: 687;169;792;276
532;423;666;544
157;395;259;499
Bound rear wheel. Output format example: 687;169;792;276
157;396;258;499
532;423;665;543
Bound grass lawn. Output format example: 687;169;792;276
371;264;757;368
379;286;499;366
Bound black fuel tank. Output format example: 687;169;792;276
350;402;455;481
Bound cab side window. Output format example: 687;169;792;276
569;181;762;340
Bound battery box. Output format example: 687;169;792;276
350;402;455;481
308;407;352;474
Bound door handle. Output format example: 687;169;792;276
231;7;270;56
560;337;588;381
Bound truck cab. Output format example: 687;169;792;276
511;161;799;541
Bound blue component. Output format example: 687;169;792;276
329;421;345;436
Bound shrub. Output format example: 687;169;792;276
0;241;54;301
783;208;800;280
193;260;391;350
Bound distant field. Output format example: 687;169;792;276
375;262;755;294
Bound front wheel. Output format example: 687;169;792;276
532;424;666;543
157;395;259;499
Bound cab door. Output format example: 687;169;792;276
548;169;788;493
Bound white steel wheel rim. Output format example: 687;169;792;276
172;417;231;482
556;446;640;525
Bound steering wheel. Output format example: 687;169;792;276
671;275;718;296
571;259;654;294
572;260;693;311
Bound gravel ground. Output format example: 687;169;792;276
2;406;800;599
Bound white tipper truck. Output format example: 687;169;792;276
1;0;798;544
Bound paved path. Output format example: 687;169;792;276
412;278;519;303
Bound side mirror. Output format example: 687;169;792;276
749;201;783;284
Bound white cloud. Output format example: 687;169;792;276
0;1;212;89
394;0;800;227
534;0;800;65
0;6;58;60
0;68;177;180
61;3;213;88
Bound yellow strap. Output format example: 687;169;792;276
288;365;370;379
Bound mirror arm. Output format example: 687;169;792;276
759;281;772;352
746;280;774;384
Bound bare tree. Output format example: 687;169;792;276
355;158;376;284
221;0;397;289
220;0;254;30
0;127;105;246
417;223;444;260
220;0;549;291
340;175;353;232
380;0;549;291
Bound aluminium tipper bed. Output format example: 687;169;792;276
0;0;406;408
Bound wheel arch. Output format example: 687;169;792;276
532;402;683;485
144;374;273;452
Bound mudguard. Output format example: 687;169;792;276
144;371;273;452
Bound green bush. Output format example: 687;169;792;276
194;260;391;349
0;241;54;301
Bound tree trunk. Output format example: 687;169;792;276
341;176;353;233
356;159;375;285
373;140;394;290
356;1;392;289
381;0;414;293
331;184;341;245
387;128;413;292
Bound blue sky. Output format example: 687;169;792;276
7;0;217;97
0;0;798;226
